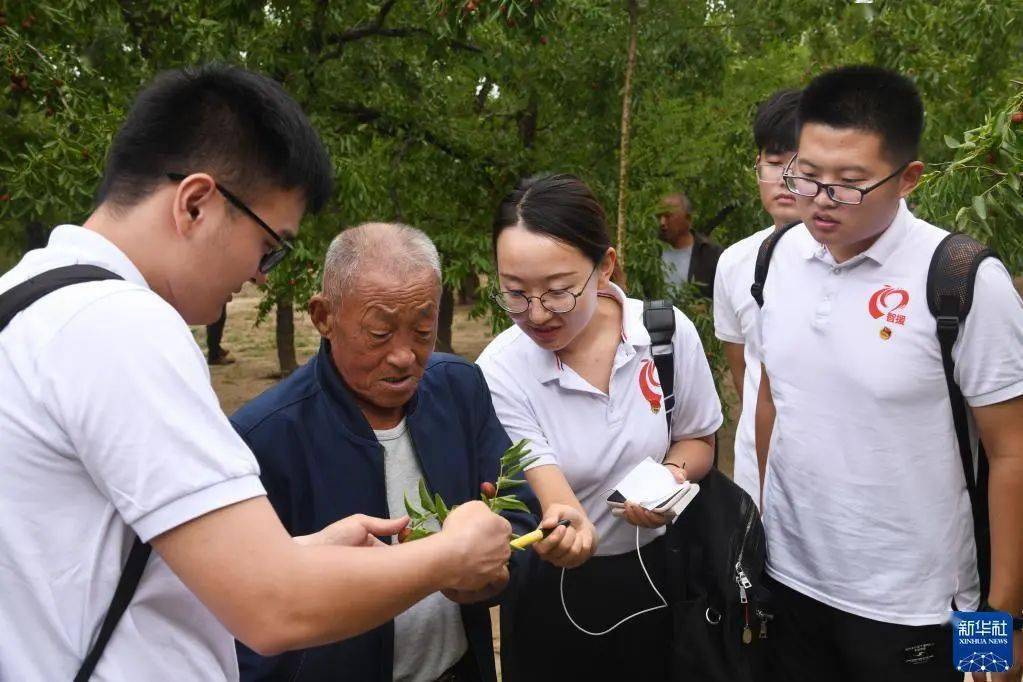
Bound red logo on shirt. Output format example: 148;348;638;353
639;359;662;413
868;285;909;326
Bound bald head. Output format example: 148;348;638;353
657;192;693;247
322;222;441;308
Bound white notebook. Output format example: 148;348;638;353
609;457;700;519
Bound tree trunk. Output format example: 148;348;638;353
436;284;455;354
615;0;640;270
276;291;298;377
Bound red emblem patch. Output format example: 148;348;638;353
868;285;909;326
639;359;662;413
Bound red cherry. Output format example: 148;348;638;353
0;194;10;202
480;482;497;499
398;527;411;543
1011;112;1023;125
539;36;548;45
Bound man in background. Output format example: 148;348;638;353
658;191;723;299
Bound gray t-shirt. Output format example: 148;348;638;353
375;420;468;682
662;245;693;288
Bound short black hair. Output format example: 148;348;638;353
753;88;801;155
493;173;610;266
798;65;923;163
96;64;333;212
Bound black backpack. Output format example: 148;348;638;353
642;300;771;682
0;264;152;681
751;226;997;604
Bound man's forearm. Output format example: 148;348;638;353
987;456;1023;614
273;534;463;650
154;497;462;656
972;396;1023;618
754;365;775;499
723;342;746;401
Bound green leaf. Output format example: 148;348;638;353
955;206;970;229
1006;172;1020;192
491;496;531;513
497;477;527;489
944;135;961;149
407;528;435;542
403;491;419;517
972;195;987;220
434;493;449;522
418;479;436;513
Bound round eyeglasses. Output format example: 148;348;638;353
493;263;599;315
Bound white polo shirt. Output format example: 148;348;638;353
0;226;265;680
759;201;1023;625
477;283;723;556
713;225;774;504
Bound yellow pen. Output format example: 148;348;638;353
510;519;572;550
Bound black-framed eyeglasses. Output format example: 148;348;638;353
754;155;787;183
493;263;600;315
781;157;909;206
167;173;293;274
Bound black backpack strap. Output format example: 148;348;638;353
643;300;676;431
0;264;125;331
750;221;800;308
0;264;153;680
925;232;997;603
73;537;153;682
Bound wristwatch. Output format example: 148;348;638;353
978;600;1023;632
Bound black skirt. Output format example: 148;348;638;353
500;534;671;682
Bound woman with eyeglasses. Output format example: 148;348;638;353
476;173;723;681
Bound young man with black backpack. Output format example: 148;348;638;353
754;65;1023;681
0;65;512;681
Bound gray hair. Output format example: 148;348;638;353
321;222;442;306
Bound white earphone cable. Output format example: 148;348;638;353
559;525;667;636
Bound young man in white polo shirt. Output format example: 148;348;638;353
755;66;1023;681
713;88;802;505
0;65;512;681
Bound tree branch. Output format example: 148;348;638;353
318;1;480;61
333;0;401;43
331;102;499;188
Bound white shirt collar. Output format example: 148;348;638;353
48;225;150;288
803;199;911;268
530;281;641;384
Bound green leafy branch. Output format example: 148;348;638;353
916;83;1023;273
398;439;536;544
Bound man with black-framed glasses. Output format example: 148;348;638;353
753;66;1023;681
0;64;513;682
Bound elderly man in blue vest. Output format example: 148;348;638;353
232;222;536;682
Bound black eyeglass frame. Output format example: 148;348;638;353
493;262;601;315
166;173;293;274
781;156;910;206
